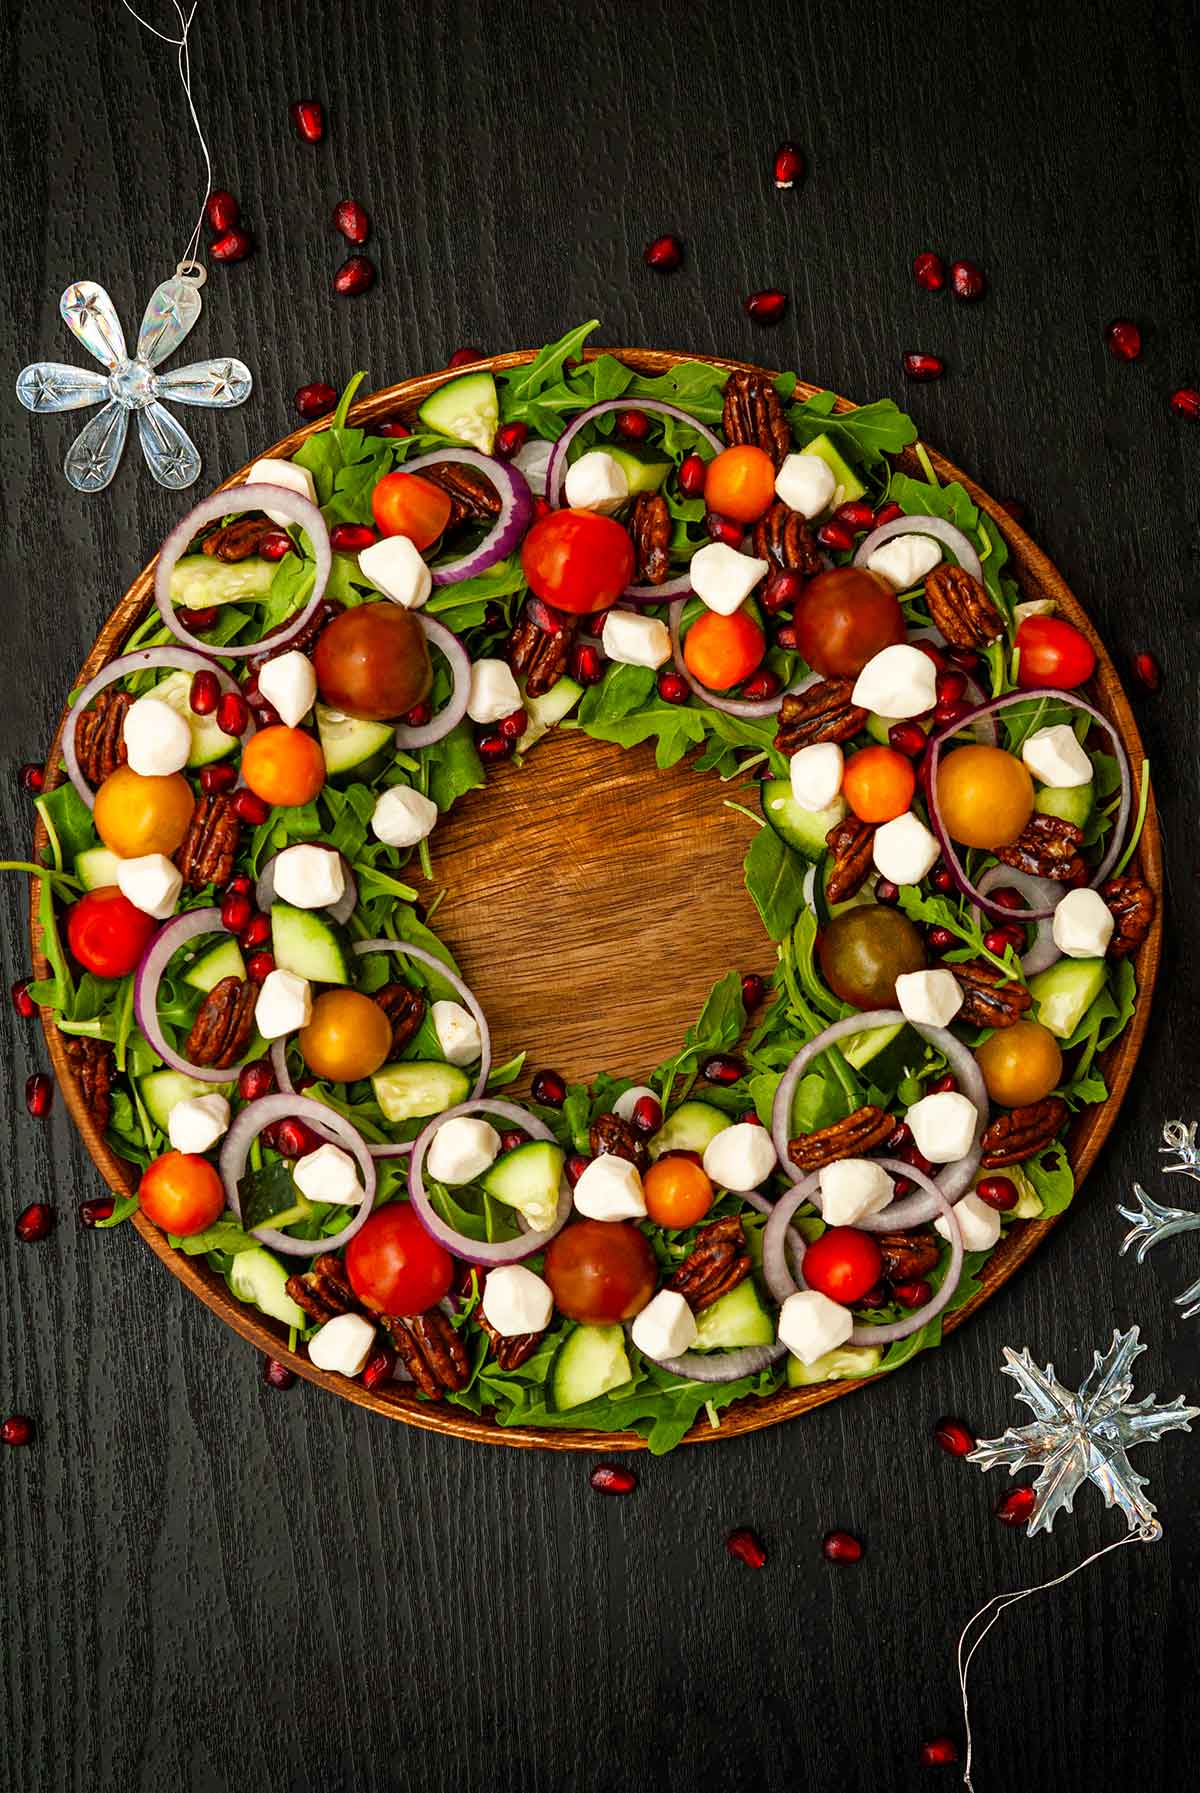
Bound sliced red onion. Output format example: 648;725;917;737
393;614;472;748
408;1098;571;1264
512;436;553;495
668;600;821;718
154;482;331;657
133;907;256;1083
927;687;1132;920
220;1093;376;1258
62;646;243;811
974;864;1064;976
908;628;995;745
255;849;357;923
639;1333;787;1384
397;449;533;586
853;513;983;584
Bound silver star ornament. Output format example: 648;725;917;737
1117;1121;1200;1317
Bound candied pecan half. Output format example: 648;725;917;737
475;1304;545;1372
175;792;240;891
954;959;1033;1029
506;598;578;698
288;1254;365;1326
184;976;258;1069
774;678;868;753
877;1231;941;1283
383;1308;470;1399
924;564;1005;648
589;1111;649;1172
997;813;1086;883
61;1035;114;1133
74;688;130;786
666;1216;751;1312
752;500;823;576
246;599;345;675
788;1105;895;1173
979;1097;1069;1169
721;370;792;468
825;815;877;904
1101;873;1156;960
629;492;671;585
201;516;277;562
374;982;426;1055
419;461;501;529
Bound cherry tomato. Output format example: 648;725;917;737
138;1151;225;1237
817;907;926;1009
542;1218;656;1323
793;567;906;677
371;470;453;550
683;608;766;690
935;745;1034;850
643;1156;714;1228
344;1203;454;1315
703;445;777;523
1015;615;1096;690
299;989;393;1083
520;510;635;615
975;1019;1063;1107
93;764;194;859
240;726;326;807
67;886;158;976
313;602;433;721
842;745;917;823
802;1226;882;1305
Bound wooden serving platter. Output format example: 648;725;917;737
30;349;1162;1451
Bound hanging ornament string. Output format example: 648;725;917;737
118;0;212;284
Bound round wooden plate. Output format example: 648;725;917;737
30;348;1162;1451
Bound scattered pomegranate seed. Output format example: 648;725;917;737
741;1110;764;1127
887;720;926;758
1131;651;1162;694
295;381;337;421
817;518;854;552
919;1736;959;1768
216;691;250;737
893;1279;932;1308
495;420;528;459
936;668;967;705
220;892;254;934
616;408;650;441
912;639;944;672
644;233;683;272
189;670;220;716
702;1054;744;1086
913;251;946;292
16;1202;54;1243
25;1072;52;1119
570;643;604;686
903;351;945;381
565;1153;591;1188
763;569;806;612
79;1196;115;1227
205;189;239;233
929;866;954;894
361;1345;397;1392
744;288;787;324
630;1094;662;1136
262;1357;296;1391
447;347;483;368
976;1175;1019;1212
499;1129;527;1154
726;1527;767;1568
238;1060;275;1102
930;1073;958;1095
950;260;986;302
183;604;219;630
822;1529;864;1564
1105;318;1142;361
835;499;876;530
742;669;782;701
477;731;513;764
483;603;505;632
995;1484;1037;1526
329;522;377;553
774;622;799;651
874;879;900;905
933;699;970;730
860;1280;889;1306
526;596;566;635
772;141;804;189
498;708;528;743
988;885;1025;912
233;789;269;826
886;1122;913;1150
874;501;904;525
657;669;689;704
933;1415;976;1458
677;452;707;497
257;530;292;562
290;99;324;143
984;928;1017;957
211;228;253;263
239;913;272;951
246;951;275;984
19;762;45;794
275;1118;323;1160
741;972;767;1010
225;874;252;900
2;1415;34;1447
334;254;376;297
1170;386;1200;419
376;421;411;438
332;197;369;244
590;1462;637;1494
11;978;35;1020
532;1068;567;1108
706;512;744;548
531;496;552;523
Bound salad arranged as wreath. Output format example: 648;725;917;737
19;321;1155;1452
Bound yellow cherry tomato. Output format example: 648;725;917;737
93;764;195;858
642;1155;715;1228
975;1019;1063;1107
935;745;1034;850
703;445;778;522
299;989;394;1083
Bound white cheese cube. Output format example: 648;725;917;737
613;1084;657;1123
1051;887;1114;959
778;1289;854;1365
601;609;671;669
819;1157;894;1226
467;657;522;724
789;741;844;811
293;1143;364;1206
936;1191;1002;1252
572;1154;647;1221
256;650;317;728
167;1093;230;1155
512;436;553;495
774;451;836;519
872;812;940;886
702;1121;778;1192
866;532;943;591
357;535;432;610
1021;724;1093;789
905;1090;979;1163
851;643;938;718
254;968;313;1039
116;852;182;920
431;999;482;1067
308;1312;376;1377
895;968;964;1029
427;1116;501;1186
272;843;345;910
370;784;439;848
482;1265;555;1337
689;541;771;615
246;457;318;526
564;450;629;514
631;1289;698;1361
122;695;192;777
1013;597;1056;625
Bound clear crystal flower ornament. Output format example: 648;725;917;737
16;276;251;493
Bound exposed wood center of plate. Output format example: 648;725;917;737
420;728;768;1084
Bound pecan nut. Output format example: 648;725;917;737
246;599;344;675
787;1105;895;1173
824;815;877;904
74;688;130;786
721;370;792;468
506;598;577;698
629;492;671;585
201;516;278;562
1101;873;1156;960
184;975;258;1069
877;1230;941;1283
924;564;1005;648
419;461;502;529
61;1035;114;1133
773;677;868;753
979;1097;1069;1168
751;500;823;576
997;813;1086;883
175;792;241;891
665;1216;752;1312
288;1254;365;1326
475;1304;545;1372
383;1308;470;1399
953;959;1033;1029
373;982;426;1055
588;1111;649;1172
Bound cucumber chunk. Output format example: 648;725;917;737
271;904;351;985
648;1100;731;1163
693;1279;775;1350
841;1021;923;1089
140;1068;232;1133
761;779;847;863
551;1323;632;1411
75;845;121;891
417;370;498;453
1028;957;1107;1040
1034;783;1094;829
482;1140;565;1232
169;554;276;609
316;703;395;778
786;1343;883;1386
227;1246;307;1329
184;937;247;992
799;432;868;506
239;1161;317;1234
152;669;237;768
606;446;671;494
520;676;583;752
372;1061;471;1124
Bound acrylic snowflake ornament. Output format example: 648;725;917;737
16;277;251;493
968;1327;1196;1538
1117;1121;1200;1317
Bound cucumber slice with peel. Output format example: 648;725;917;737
168;554;276;609
799;432;868;507
551;1323;631;1411
786;1343;883;1386
152;670;238;768
1034;783;1094;829
75;845;121;891
271;904;351;984
140;1068;233;1134
520;676;583;752
481;1140;564;1233
227;1247;307;1329
693;1279;775;1350
184;937;247;992
761;779;847;863
1028;958;1108;1040
372;1061;471;1125
316;704;395;778
648;1100;731;1163
606;446;671;493
417;370;498;453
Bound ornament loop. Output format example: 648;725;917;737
174;259;207;289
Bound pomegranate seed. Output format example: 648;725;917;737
16;1202;54;1243
220;893;253;934
361;1345;397;1392
947;646;981;674
887;720;926;758
822;1529;864;1564
19;762;45;794
1131;651;1162;694
835;499;876;530
295;381;337;421
565;1152;591;1188
741;1110;763;1126
984;928;1017;956
290;99;324;143
332;197;369;244
933;699;969;730
976;1175;1019;1212
741;669;782;701
262;1358;296;1391
644;233;683;272
660;1148;703;1167
950;260;986;302
237;1060;275;1102
570;643;604;686
900;1141;934;1175
930;1073;958;1095
763;569;807;612
25;1072;52;1118
817;519;854;552
79;1196;115;1227
726;1527;767;1568
912;639;945;673
1170;386;1200;419
893;1279;932;1308
860;1281;889;1307
183;604;219;630
933;1415;976;1457
2;1415;34;1447
334;254;376;297
630;1094;662;1136
483;603;505;632
189;670;220;716
257;530;292;562
525;596;567;635
211;228;253;263
329;522;377;553
988;885;1025;912
919;1736;959;1768
741;972;767;1010
205;189;239;233
225;875;253;899
477;731;514;764
998;498;1027;524
930;865;955;893
774;622;800;651
706;512;743;548
995;1484;1037;1526
495;420;528;459
874;501;904;526
772;141;804;189
532;1069;567;1108
913;250;946;292
616;408;650;441
499;1129;527;1154
935;668;967;705
233;790;269;826
657;670;689;704
886;1122;912;1151
875;879;900;906
745;288;787;324
446;347;483;368
402;701;433;727
276;1118;322;1160
531;496;552;523
376;421;411;438
240;913;272;950
11;978;35;1019
1105;318;1141;361
926;925;955;953
246;951;275;984
678;453;707;498
590;1463;637;1495
903;351;945;381
702;1054;744;1086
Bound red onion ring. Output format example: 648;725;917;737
926;687;1132;920
220;1093;377;1258
668;600;821;718
393;614;472;749
133;907;258;1083
62;646;244;811
973;864;1064;976
636;1331;787;1384
154;483;331;657
853;512;983;584
408;1098;571;1264
907;628;996;746
397;450;533;586
255;849;357;924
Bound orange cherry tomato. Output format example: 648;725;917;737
240;725;326;807
683;609;766;691
93;764;194;859
935;745;1034;850
975;1020;1063;1107
299;989;393;1083
643;1155;715;1228
67;886;158;977
371;470;453;550
138;1151;226;1237
842;745;917;824
703;445;777;523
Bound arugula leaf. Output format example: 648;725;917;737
501;320;602;406
788;394;918;468
1023;1147;1075;1216
743;824;808;941
426;721;485;814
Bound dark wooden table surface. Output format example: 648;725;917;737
2;2;1198;1787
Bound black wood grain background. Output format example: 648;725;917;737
2;2;1198;1788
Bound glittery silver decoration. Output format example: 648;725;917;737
1117;1121;1200;1317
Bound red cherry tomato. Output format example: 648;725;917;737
67;886;158;977
520;510;635;615
802;1227;883;1305
1015;615;1096;690
371;470;452;550
138;1152;226;1237
542;1218;656;1322
344;1203;454;1315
